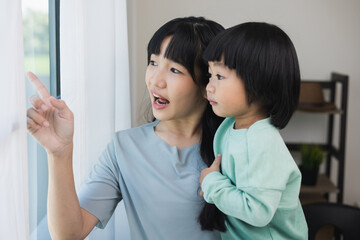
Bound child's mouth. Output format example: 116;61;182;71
207;98;217;105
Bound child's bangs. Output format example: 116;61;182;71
203;34;225;63
203;32;239;70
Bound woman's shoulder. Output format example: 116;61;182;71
114;121;158;141
104;121;159;155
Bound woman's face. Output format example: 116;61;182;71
146;36;207;122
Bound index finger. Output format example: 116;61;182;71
27;72;51;101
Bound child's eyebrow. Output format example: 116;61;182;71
213;61;226;68
209;61;229;72
212;61;230;72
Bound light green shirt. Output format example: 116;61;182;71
202;117;308;239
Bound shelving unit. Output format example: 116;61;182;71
286;72;349;204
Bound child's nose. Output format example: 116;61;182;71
206;81;215;93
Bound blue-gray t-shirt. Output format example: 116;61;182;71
78;121;220;240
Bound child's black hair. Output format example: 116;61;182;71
203;22;300;129
147;16;226;231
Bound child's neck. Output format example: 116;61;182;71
234;113;268;129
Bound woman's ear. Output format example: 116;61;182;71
201;87;207;99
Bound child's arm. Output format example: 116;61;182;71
201;171;281;227
201;128;298;227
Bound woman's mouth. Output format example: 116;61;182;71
153;93;169;105
152;92;170;110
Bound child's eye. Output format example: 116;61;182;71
206;73;212;79
149;60;158;66
171;68;182;74
216;74;224;80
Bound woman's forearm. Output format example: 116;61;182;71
47;144;84;239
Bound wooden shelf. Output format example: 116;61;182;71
300;174;339;195
296;108;343;114
300;193;327;205
286;73;349;204
300;175;338;205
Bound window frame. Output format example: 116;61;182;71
24;0;61;238
49;0;61;98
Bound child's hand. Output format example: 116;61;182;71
200;154;222;197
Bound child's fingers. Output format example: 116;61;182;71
27;108;49;127
210;154;222;169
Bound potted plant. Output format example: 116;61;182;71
299;144;325;186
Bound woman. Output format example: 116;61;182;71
27;17;225;239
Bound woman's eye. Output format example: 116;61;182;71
216;74;224;80
171;68;182;74
149;60;158;66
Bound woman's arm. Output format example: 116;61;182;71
27;72;98;239
47;148;99;239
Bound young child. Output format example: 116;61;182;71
200;22;308;239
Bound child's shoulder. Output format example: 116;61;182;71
248;117;277;133
218;117;236;132
247;118;282;143
247;118;292;163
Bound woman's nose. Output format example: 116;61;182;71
151;69;167;88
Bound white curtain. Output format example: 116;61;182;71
60;0;131;239
0;0;30;239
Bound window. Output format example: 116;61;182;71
22;0;60;238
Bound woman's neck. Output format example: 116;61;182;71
154;119;202;149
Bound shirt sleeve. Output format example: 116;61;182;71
202;172;281;227
202;128;293;227
78;137;122;229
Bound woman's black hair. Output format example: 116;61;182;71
204;22;300;129
147;17;226;231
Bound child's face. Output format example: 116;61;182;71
145;37;207;122
206;61;263;126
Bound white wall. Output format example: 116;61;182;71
127;0;360;205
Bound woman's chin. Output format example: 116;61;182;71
152;110;167;121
